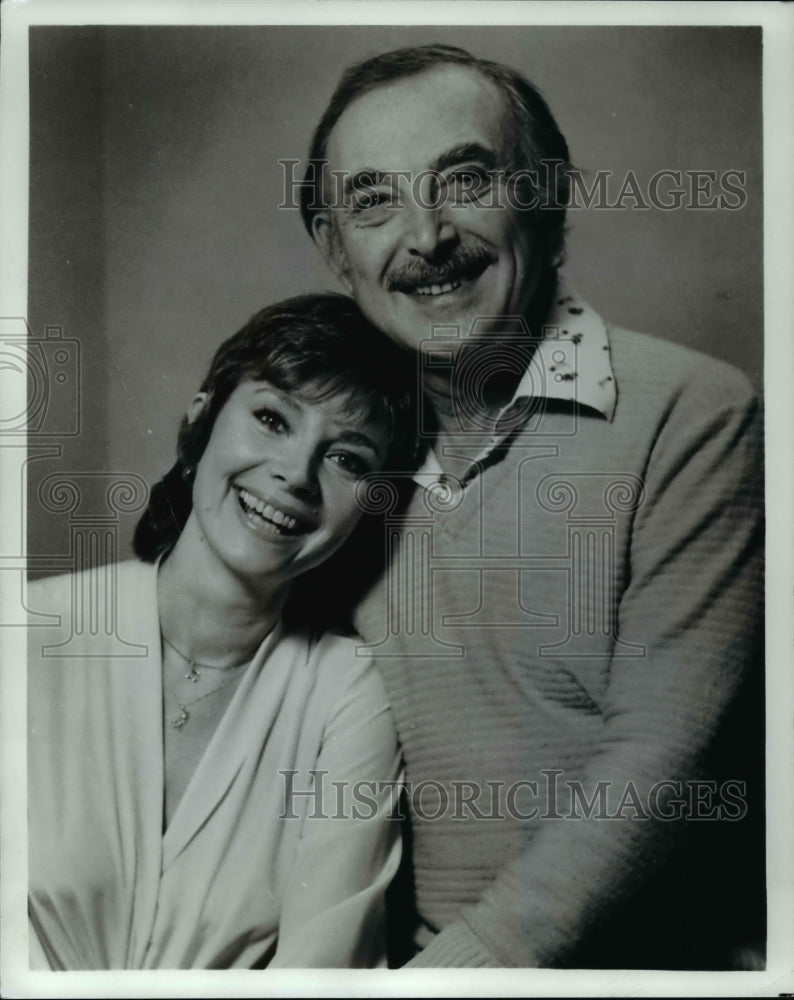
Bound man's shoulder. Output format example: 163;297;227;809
607;325;759;414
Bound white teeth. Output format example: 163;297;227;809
238;488;298;531
414;279;462;297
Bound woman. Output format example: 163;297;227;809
27;294;420;969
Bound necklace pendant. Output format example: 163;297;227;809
185;664;200;683
171;705;189;729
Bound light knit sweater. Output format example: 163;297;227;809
354;325;764;968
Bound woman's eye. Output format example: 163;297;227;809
254;407;288;433
329;451;370;478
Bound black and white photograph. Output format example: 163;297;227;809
1;1;792;996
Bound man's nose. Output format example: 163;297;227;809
403;197;458;260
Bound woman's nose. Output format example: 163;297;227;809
269;444;320;500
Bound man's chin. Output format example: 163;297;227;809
397;290;492;340
360;289;501;352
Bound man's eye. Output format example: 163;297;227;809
350;189;395;213
446;167;492;201
329;451;370;478
254;407;288;433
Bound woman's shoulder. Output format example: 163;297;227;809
285;625;367;675
296;630;397;759
284;626;389;713
27;559;155;615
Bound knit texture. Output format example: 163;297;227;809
354;327;764;968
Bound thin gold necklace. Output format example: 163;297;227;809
162;632;254;683
167;668;247;730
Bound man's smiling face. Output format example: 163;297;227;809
315;65;541;355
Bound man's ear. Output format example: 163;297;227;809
311;213;353;293
186;392;209;425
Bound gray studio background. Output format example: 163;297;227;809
27;25;763;567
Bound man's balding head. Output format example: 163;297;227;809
302;45;571;355
301;44;571;269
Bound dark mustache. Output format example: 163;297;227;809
386;243;497;292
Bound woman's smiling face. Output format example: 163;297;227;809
182;379;390;591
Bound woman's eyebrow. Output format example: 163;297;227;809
335;428;384;457
251;386;385;456
251;384;299;411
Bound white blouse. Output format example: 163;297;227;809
28;560;401;969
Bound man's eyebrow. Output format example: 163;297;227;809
342;169;397;199
431;143;499;174
340;145;499;199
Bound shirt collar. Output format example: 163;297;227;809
504;278;616;422
412;278;617;487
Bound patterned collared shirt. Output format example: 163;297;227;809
413;280;617;488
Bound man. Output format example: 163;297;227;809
299;44;764;968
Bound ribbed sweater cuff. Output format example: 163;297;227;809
405;920;502;968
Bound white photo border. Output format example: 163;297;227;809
1;1;792;997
